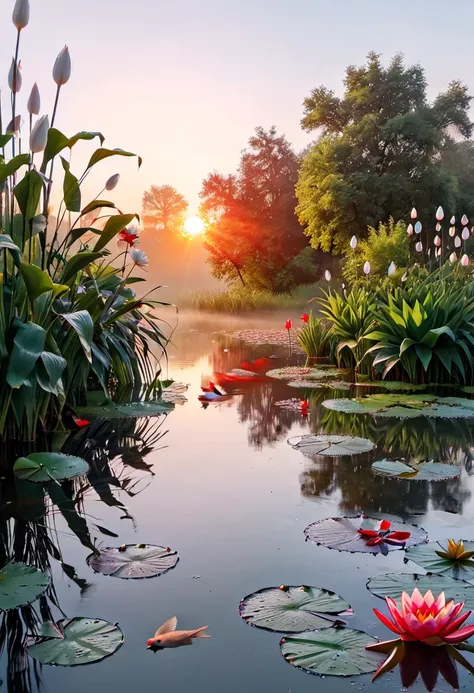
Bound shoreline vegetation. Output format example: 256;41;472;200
179;283;325;313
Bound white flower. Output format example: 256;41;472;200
450;252;457;263
410;207;417;219
454;236;462;248
414;221;422;234
29;115;49;153
388;261;396;276
27;83;40;115
434;235;441;247
407;224;414;236
461;254;470;267
415;241;423;252
449;226;456;237
363;261;370;275
12;0;29;30
462;214;469;226
130;247;148;268
105;173;120;191
350;235;357;249
53;46;71;86
324;270;331;281
462;227;470;241
435;223;442;232
8;58;21;93
450;216;456;225
436;206;444;221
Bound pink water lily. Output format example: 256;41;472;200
374;588;474;646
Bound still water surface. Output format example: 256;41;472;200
3;311;474;693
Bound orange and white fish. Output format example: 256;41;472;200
146;616;211;651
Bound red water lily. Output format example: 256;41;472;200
358;519;411;546
118;228;138;246
301;313;309;323
285;319;292;330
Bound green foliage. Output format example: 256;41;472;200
342;219;410;283
180;284;320;313
296;53;473;252
296;312;336;360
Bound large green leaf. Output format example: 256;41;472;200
36;352;67;395
93;213;136;252
405;541;474;582
0;562;50;611
76;399;174;419
14;170;44;222
7;321;46;389
87;544;179;579
0;154;29;186
20;264;69;303
42;129;105;169
86;148;142;170
79;199;116;216
288;434;374;457
239;586;351;633
371;459;461;481
280;627;382;676
61;252;104;283
61;157;81;212
367;573;474;609
60;311;93;362
26;617;124;666
13;452;89;483
0;234;21;265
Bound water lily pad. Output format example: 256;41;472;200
405;541;474;582
367;572;474;609
77;399;174;418
13;453;89;483
161;381;188;404
356;381;428;391
280;627;382;677
87;544;178;579
26;617;123;666
275;398;306;411
239;586;351;633
267;366;344;381
304;516;427;554
371;459;461;481
323;394;474;419
288;435;374;457
287;380;327;389
0;562;50;611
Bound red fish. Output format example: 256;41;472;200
147;616;211;650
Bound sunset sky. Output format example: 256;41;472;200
2;0;474;217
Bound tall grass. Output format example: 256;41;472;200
180;284;323;313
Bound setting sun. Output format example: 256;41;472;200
184;216;205;237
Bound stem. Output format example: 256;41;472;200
42;85;62;268
10;30;21;228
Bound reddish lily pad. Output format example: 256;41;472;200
304;516;428;555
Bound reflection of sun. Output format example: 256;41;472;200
183;216;205;237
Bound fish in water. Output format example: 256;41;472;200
147;616;211;651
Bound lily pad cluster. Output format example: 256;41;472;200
323;393;474;419
371;459;461;481
267;366;347;383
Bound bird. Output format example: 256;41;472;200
146;616;211;651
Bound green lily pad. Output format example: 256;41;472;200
26;617;124;666
13;453;89;483
77;399;174;419
287;380;327;389
304;516;427;554
87;544;178;579
405;541;474;582
239;586;351;633
371;459;461;481
0;562;50;611
266;366;345;381
356;381;428;391
367;572;474;608
280;627;382;677
323;393;474;419
288;434;374;457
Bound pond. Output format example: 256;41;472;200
2;311;474;693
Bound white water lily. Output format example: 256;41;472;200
350;235;357;249
450;252;457;263
450;215;456;225
105;173;120;191
12;0;29;30
415;241;423;252
363;261;370;275
53;45;71;86
410;207;417;219
388;261;396;276
29;114;49;153
434;235;441;247
27;82;40;115
130;247;148;268
436;206;444;221
461;254;470;266
8;58;21;93
407;224;414;236
462;227;470;241
454;236;462;248
449;226;456;237
414;221;422;234
461;214;469;226
324;270;331;281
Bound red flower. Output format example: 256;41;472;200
73;417;90;428
285;319;292;330
301;313;309;323
358;519;410;546
118;229;138;246
301;399;309;409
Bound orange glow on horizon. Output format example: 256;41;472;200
183;216;205;237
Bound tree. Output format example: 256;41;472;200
342;219;409;283
200;126;320;291
142;185;188;235
296;53;473;254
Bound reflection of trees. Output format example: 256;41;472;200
237;382;298;449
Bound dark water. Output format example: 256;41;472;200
2;311;474;693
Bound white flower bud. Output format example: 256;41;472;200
449;226;456;237
462;228;470;241
434;235;441;247
53;46;71;86
407;224;414;236
27;82;40;115
29;115;49;153
414;221;422;234
8;58;21;93
324;270;331;282
435;206;444;221
415;241;423;252
363;261;370;275
12;0;29;31
410;207;417;219
454;236;462;248
461;254;469;267
105;173;120;191
462;214;469;226
388;261;396;276
350;235;357;249
450;252;457;263
450;216;456;225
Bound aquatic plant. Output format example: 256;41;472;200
296;311;336;361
